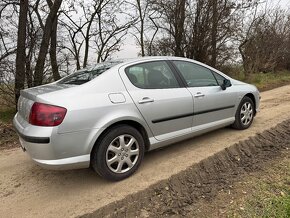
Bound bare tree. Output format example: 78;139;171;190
129;0;161;56
47;0;61;81
94;0;134;62
33;0;62;86
60;0;134;68
210;0;218;67
239;8;290;74
129;0;150;56
82;1;99;67
15;0;28;106
185;0;212;62
147;0;238;65
145;14;160;56
149;0;187;57
13;0;64;96
186;0;238;67
60;13;85;70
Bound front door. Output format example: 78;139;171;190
171;60;237;127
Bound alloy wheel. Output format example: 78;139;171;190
106;134;140;173
240;102;253;126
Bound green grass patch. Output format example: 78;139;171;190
229;70;290;91
0;108;16;123
227;157;290;218
241;185;290;218
248;71;290;91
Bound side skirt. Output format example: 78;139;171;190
148;117;235;151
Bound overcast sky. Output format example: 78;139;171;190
113;0;290;59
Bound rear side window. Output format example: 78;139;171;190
173;61;218;87
58;70;91;85
58;61;123;85
125;61;180;89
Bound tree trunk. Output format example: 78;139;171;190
140;18;145;56
50;15;61;81
239;40;251;78
34;0;62;86
137;0;145;57
83;9;98;68
25;56;33;88
210;0;218;68
174;0;186;57
15;0;28;108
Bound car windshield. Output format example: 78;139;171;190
58;60;123;85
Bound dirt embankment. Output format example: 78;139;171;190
81;120;290;218
0;122;17;150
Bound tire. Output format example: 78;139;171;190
91;125;145;181
232;96;255;130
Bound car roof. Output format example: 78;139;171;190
92;56;200;69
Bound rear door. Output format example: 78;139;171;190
171;60;237;127
119;60;193;141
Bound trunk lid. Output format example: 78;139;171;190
20;83;74;101
18;83;74;121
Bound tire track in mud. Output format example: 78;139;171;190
80;119;290;218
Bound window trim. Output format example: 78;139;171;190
165;60;187;88
211;70;226;86
124;60;184;89
170;60;226;88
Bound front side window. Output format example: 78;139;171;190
173;61;218;87
125;61;180;89
212;71;226;86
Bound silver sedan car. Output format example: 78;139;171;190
13;56;260;181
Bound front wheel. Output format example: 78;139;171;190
232;96;255;130
91;125;145;181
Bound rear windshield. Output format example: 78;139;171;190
58;61;123;85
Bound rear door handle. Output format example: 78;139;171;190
194;92;205;98
138;97;154;104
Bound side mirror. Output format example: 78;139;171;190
221;79;231;90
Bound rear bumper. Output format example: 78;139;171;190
14;127;50;144
32;154;90;170
16;136;91;170
13;113;99;170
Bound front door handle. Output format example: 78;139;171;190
194;92;205;98
138;97;154;104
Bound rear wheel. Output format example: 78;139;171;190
232;96;255;130
91;125;145;181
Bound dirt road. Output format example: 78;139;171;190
83;120;290;217
1;85;290;218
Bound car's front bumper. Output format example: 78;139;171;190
13;113;98;170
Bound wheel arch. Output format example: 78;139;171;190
244;93;256;115
90;120;151;160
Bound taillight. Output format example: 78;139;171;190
29;102;67;126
